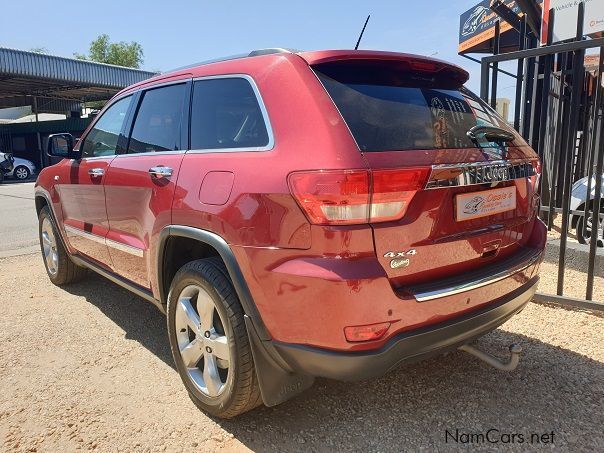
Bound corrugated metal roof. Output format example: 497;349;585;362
0;47;156;88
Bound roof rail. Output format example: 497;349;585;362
247;48;299;57
166;48;299;74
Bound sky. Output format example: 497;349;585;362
0;0;517;96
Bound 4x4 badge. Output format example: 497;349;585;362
384;249;417;258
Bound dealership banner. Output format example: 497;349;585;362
459;1;544;54
542;0;604;44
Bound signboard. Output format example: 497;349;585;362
455;187;517;221
459;1;544;54
542;0;604;44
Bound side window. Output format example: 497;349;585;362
128;84;186;153
190;78;270;150
81;96;132;158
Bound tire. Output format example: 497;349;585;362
166;258;261;418
38;206;87;285
13;165;30;180
577;215;588;245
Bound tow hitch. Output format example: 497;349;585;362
458;343;523;371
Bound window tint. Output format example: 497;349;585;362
128;84;186;153
81;96;132;158
190;78;269;150
314;64;525;152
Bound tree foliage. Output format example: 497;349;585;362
75;34;143;68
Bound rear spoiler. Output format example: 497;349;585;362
298;50;469;86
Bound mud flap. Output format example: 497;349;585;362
244;316;314;407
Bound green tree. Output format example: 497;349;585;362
29;47;48;54
75;34;144;68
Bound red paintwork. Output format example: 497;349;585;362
35;50;545;353
104;153;186;289
56;157;115;268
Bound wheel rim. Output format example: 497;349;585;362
175;285;230;397
15;167;28;179
581;214;604;245
41;218;58;275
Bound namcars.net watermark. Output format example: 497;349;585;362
445;429;555;445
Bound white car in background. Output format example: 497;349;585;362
571;174;604;247
6;157;36;180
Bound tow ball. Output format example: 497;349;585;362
458;343;523;371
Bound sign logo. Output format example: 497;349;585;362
462;6;488;36
463;196;486;214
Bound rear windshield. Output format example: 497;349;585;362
314;62;525;152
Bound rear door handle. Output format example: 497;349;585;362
88;168;105;177
149;166;173;178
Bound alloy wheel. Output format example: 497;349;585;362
15;167;29;180
41;217;58;275
174;285;230;397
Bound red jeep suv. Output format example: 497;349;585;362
35;49;545;418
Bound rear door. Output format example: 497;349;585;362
59;95;133;268
104;80;189;288
313;59;540;288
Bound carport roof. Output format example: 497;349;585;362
0;47;157;113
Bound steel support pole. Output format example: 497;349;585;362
491;21;501;110
557;3;585;295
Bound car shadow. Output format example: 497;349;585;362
63;274;603;451
65;273;175;368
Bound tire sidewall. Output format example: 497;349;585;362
167;267;240;415
576;216;587;244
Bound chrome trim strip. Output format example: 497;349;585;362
187;74;274;154
426;160;535;189
106;238;145;258
64;225;144;257
64;225;106;246
114;150;186;158
412;251;541;302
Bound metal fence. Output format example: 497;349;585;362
479;5;603;310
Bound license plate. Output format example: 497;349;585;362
455;186;516;221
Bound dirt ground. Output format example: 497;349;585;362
0;253;603;452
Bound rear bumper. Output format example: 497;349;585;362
273;276;538;381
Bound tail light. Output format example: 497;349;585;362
288;167;431;225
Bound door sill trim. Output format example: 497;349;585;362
71;255;164;313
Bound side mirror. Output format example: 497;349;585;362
47;133;81;159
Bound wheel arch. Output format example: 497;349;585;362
13;165;30;178
35;193;49;216
571;202;585;229
157;225;270;341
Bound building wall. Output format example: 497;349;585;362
0;117;92;169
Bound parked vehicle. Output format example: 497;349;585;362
35;49;546;418
6;157;36;180
0;151;15;183
570;174;604;247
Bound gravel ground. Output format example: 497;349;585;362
0;253;603;452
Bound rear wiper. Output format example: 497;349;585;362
467;125;516;145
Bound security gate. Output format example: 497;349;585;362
479;4;603;310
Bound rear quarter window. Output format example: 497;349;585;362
190;77;270;151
